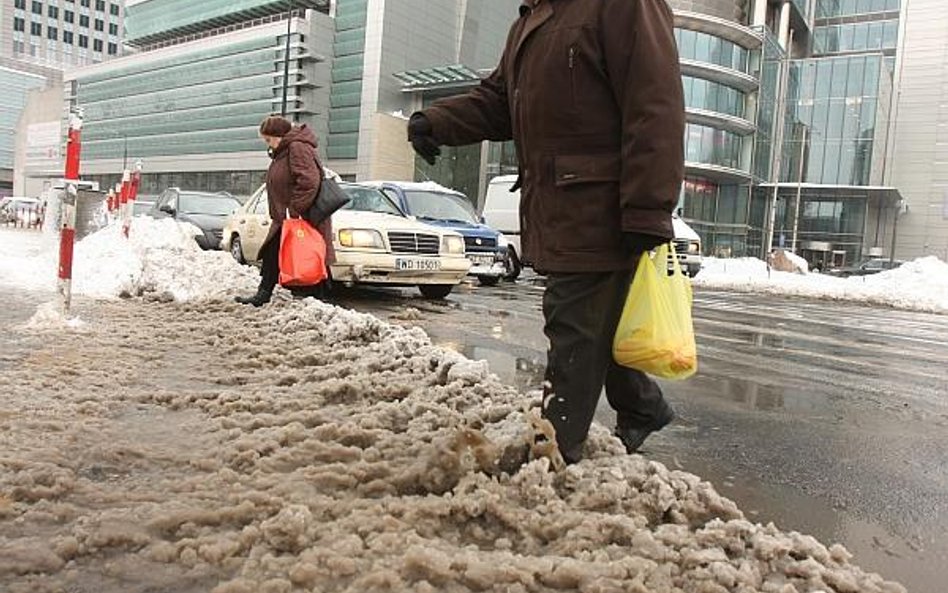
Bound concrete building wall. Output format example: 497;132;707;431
13;82;65;196
888;0;948;260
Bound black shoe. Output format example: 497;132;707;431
235;289;272;307
615;408;675;454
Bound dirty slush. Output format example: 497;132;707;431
1;296;906;593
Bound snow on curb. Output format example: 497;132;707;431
0;296;907;593
695;256;948;314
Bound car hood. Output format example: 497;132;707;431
332;210;459;236
180;213;228;232
672;216;701;241
415;218;497;238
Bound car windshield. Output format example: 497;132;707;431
341;185;403;216
403;190;477;223
178;193;240;216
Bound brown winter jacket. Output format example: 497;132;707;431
422;0;685;273
262;124;333;263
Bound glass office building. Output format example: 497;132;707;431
67;0;332;196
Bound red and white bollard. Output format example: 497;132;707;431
58;107;83;315
118;169;131;237
122;160;142;238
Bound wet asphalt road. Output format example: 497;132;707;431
333;274;948;593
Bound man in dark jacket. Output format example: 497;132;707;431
407;0;685;463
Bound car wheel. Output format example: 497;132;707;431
419;284;454;300
504;247;522;281
230;235;246;265
478;275;501;287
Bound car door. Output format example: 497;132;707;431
243;188;272;262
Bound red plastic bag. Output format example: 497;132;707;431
279;218;328;287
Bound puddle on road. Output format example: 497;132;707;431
437;341;546;394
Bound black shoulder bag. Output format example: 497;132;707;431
306;158;350;227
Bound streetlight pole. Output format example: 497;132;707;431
280;0;292;118
790;125;807;252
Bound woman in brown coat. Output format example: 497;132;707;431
236;116;328;306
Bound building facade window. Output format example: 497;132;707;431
79;14;89;26
94;19;103;31
93;38;103;52
15;0;27;9
63;30;73;43
80;0;89;7
109;3;119;15
108;22;117;35
78;34;88;47
107;41;117;55
48;5;59;18
95;0;104;10
684;123;744;170
32;1;43;15
674;28;750;73
782;55;884;185
816;0;900;18
30;22;42;36
14;18;26;32
682;76;746;118
64;10;74;22
47;26;58;40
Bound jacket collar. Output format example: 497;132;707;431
514;0;553;66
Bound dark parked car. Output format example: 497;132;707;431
827;258;904;278
147;188;241;250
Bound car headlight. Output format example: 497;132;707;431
688;241;700;255
338;229;384;249
442;235;465;255
496;232;509;249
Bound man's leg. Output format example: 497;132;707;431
541;271;630;463
542;270;675;462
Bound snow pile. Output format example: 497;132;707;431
696;256;948;314
0;228;58;291
72;217;258;301
22;301;85;330
0;297;907;593
1;219;259;302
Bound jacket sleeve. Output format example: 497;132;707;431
422;49;513;146
288;142;322;216
601;0;685;240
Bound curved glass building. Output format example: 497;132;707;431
671;5;763;257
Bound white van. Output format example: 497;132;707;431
482;175;703;277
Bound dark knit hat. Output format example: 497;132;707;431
259;116;293;137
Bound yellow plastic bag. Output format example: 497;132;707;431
612;243;697;379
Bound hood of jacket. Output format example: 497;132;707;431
271;124;318;159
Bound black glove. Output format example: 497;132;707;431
407;112;441;165
623;232;667;254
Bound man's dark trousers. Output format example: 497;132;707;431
542;269;673;464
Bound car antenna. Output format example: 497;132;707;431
415;164;434;183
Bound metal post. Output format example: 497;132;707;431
281;0;292;117
790;126;807;252
764;31;794;257
59;106;83;315
889;200;902;264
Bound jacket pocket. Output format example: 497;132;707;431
550;153;623;253
554;153;621;187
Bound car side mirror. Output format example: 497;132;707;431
160;204;175;216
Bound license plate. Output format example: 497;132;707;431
395;258;442;271
469;254;495;265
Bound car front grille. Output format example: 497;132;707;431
387;232;440;255
463;236;497;252
673;238;691;257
